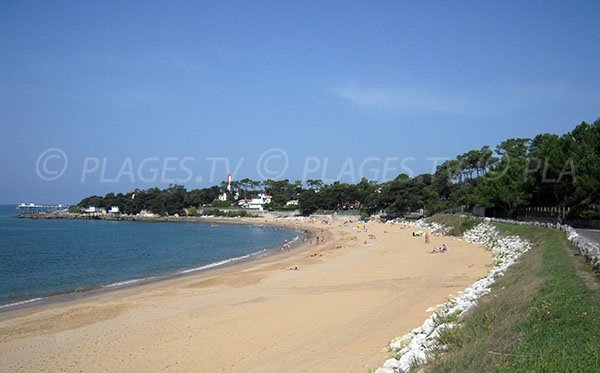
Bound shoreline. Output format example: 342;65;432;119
0;217;312;314
0;217;492;372
16;211;279;223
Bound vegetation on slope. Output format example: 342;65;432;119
425;214;480;236
75;119;600;219
425;223;600;372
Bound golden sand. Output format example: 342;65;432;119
0;218;492;372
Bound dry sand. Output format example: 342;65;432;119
0;219;492;372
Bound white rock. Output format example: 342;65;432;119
375;220;532;372
383;358;400;368
374;368;396;373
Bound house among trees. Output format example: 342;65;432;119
239;194;272;211
71;118;600;222
286;199;299;206
84;206;105;214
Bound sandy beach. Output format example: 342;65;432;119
0;218;492;372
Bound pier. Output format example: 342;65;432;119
17;203;69;214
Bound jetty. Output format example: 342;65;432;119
17;203;69;214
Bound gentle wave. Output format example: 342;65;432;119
103;277;154;288
0;246;281;311
0;297;43;310
177;234;300;276
177;248;268;275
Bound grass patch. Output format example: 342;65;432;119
435;326;463;349
423;223;600;372
425;214;480;236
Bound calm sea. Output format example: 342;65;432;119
0;205;296;308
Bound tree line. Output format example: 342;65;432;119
76;119;600;220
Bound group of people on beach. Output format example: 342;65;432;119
313;231;326;245
422;231;448;253
363;233;378;246
429;244;448;254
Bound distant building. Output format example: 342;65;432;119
286;199;299;206
84;206;106;214
138;210;158;217
346;201;362;209
109;206;120;214
473;206;486;217
218;173;233;201
240;194;272;211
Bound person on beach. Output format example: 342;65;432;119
425;232;430;244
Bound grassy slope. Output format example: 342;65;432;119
424;222;600;372
425;214;480;236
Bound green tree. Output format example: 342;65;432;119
306;179;324;190
568;120;600;216
78;195;106;208
298;189;322;215
527;133;574;206
475;138;532;215
262;179;297;206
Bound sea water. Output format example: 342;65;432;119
0;205;296;307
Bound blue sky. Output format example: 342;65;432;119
1;1;599;204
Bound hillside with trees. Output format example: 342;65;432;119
76;119;600;221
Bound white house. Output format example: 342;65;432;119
138;210;158;217
109;206;120;214
218;192;228;201
286;199;299;206
84;206;106;214
241;194;272;211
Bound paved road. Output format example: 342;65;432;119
576;229;600;245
